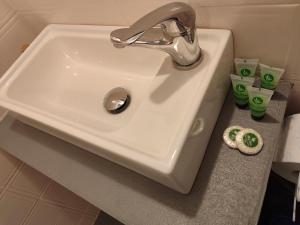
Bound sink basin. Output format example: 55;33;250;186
0;25;232;193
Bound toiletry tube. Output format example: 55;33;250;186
234;58;259;77
248;87;274;119
260;63;285;90
230;74;255;107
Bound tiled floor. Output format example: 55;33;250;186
0;148;100;225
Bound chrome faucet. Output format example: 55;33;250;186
110;2;201;67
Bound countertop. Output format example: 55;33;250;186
0;81;291;225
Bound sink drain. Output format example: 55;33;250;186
103;87;130;114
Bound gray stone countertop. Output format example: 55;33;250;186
0;81;292;225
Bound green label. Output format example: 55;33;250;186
236;84;246;93
263;73;274;82
252;96;263;104
240;68;251;77
233;83;249;106
243;133;258;148
250;96;267;117
229;129;240;141
261;72;277;90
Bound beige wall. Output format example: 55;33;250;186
0;0;300;113
0;1;38;75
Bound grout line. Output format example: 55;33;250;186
39;180;91;214
40;180;53;198
39;198;89;214
19;198;38;225
0;160;24;199
2;0;16;11
8;169;52;199
77;213;86;225
21;178;53;225
86;207;101;217
8;188;40;201
0;9;15;30
81;200;92;216
0;13;18;39
77;200;97;225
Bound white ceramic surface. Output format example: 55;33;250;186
0;25;233;193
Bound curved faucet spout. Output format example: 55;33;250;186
110;2;201;67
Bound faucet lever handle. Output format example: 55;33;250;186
110;2;196;45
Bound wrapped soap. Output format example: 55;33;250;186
223;125;244;149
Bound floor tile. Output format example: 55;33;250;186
42;181;89;211
86;203;100;216
9;164;50;198
0;191;35;225
25;200;82;225
0;149;21;188
79;214;98;225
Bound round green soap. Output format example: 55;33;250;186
223;126;244;149
235;128;263;155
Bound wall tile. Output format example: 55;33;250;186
25;201;82;225
7;0;60;12
6;0;178;26
16;13;48;34
0;0;14;27
6;0;300;12
10;2;300;77
0;14;38;77
9;164;51;198
0;191;35;225
0;1;296;223
42;181;89;212
0;149;21;188
196;4;298;68
6;0;300;27
285;5;300;80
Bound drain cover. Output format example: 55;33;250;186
104;87;130;114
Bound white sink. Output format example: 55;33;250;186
0;25;232;193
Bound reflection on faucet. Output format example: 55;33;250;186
110;2;201;67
